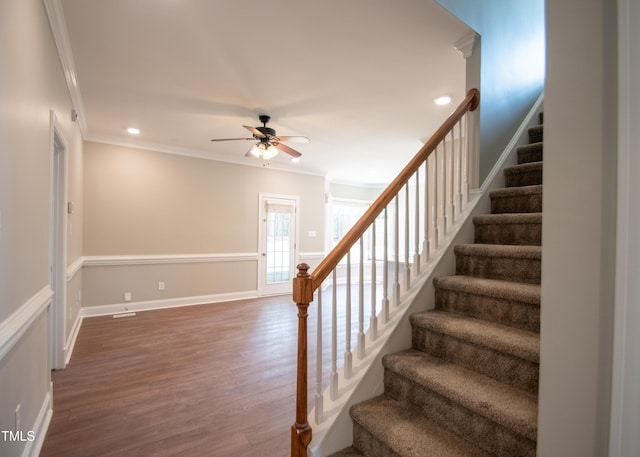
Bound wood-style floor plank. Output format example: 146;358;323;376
40;296;307;457
41;282;388;457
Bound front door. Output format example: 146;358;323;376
259;194;298;296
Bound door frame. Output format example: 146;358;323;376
257;193;300;296
49;111;68;370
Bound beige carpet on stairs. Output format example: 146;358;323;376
329;112;544;457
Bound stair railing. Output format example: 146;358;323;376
291;88;480;457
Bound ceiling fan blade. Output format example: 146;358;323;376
243;125;266;138
273;142;302;158
210;137;253;142
275;135;310;144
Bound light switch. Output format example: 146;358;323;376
308;230;317;238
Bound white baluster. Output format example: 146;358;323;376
414;172;421;275
442;139;448;236
423;161;430;262
382;207;390;324
330;269;338;401
370;221;377;340
457;119;463;217
358;238;365;359
315;283;323;424
393;195;401;307
344;251;352;379
450;130;455;225
404;184;411;291
433;147;439;249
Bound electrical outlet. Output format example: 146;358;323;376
15;404;20;431
124;292;132;302
158;281;165;291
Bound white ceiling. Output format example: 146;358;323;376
54;0;471;185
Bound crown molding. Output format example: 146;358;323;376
43;0;88;135
453;32;479;59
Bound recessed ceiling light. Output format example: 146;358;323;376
127;127;140;135
291;157;300;163
434;96;452;106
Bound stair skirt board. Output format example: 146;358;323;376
317;96;544;457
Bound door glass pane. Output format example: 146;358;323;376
265;204;293;284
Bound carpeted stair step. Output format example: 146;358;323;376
490;185;543;214
411;310;539;394
528;124;543;143
434;275;540;332
517;142;543;164
454;244;541;284
348;395;492;457
327;447;365;457
473;212;542;246
504;161;543;187
383;350;537;457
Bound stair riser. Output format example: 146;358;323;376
474;222;541;246
455;255;541;284
528;126;543;143
352;422;397;457
384;371;537;457
517;145;543;164
411;328;539;395
505;169;543;187
435;288;540;332
491;193;542;214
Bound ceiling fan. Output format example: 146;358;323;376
211;115;309;161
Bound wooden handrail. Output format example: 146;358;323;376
311;88;479;290
291;88;479;457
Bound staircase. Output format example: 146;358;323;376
329;114;544;457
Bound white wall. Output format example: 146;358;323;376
537;0;618;456
435;0;545;183
0;0;83;455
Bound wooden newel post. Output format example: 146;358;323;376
291;263;313;457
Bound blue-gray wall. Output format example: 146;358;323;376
436;0;545;182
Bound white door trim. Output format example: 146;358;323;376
609;1;640;455
49;111;68;370
258;193;300;296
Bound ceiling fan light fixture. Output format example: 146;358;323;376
250;142;279;160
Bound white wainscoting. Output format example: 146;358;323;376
0;286;53;361
22;388;53;457
83;252;259;266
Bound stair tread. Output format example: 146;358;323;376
351;395;492;457
490;184;543;198
473;212;542;225
434;275;540;305
410;310;539;362
504;161;543;175
517;141;543;152
384;349;538;440
455;243;542;260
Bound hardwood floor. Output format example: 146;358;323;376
41;296;310;457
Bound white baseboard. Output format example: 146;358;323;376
81;290;259;318
22;389;53;457
64;310;83;366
